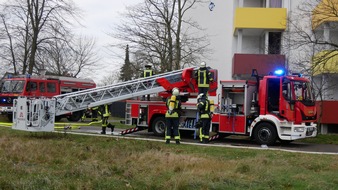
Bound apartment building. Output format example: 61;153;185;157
193;0;337;133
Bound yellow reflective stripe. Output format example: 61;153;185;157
144;70;152;77
199;128;203;141
201;113;210;118
165;112;179;117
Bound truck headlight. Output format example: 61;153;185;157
294;127;305;132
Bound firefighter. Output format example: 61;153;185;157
142;64;154;101
196;93;212;143
195;61;213;95
165;87;182;144
81;106;100;122
100;104;115;134
91;106;99;122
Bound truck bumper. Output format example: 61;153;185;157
279;122;317;141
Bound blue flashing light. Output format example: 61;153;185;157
1;98;6;103
274;69;285;76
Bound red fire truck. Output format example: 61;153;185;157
0;73;96;121
124;69;317;145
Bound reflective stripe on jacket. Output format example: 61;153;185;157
197;69;212;87
103;104;110;117
144;69;153;77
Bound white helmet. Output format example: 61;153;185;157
197;93;204;99
200;62;206;68
172;88;179;96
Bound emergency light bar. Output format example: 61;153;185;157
273;69;285;76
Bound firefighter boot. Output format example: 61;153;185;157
176;140;180;144
100;127;106;134
108;123;115;132
166;139;170;144
203;138;209;144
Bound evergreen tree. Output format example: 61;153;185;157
119;45;133;81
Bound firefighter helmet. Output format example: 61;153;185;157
197;93;204;99
145;64;152;68
200;62;206;68
172;88;179;96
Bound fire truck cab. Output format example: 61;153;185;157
214;71;317;145
0;74;96;121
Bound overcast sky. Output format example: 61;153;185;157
73;0;143;83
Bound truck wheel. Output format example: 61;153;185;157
7;113;13;122
67;111;83;122
152;116;166;136
253;123;277;145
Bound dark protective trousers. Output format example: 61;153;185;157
165;117;180;139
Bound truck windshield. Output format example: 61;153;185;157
292;80;314;102
1;80;25;93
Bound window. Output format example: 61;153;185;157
282;78;291;100
47;82;56;93
268;32;281;54
39;82;45;92
26;82;37;91
270;0;282;8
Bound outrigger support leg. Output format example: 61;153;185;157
120;126;146;135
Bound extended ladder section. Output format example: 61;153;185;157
12;67;199;131
53;67;197;116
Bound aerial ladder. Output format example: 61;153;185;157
12;67;204;132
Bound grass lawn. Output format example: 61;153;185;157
0;127;337;190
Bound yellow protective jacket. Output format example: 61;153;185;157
196;68;213;87
197;98;211;119
165;97;181;118
143;69;153;77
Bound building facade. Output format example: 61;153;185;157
192;0;337;133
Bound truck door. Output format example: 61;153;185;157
279;78;295;121
266;78;280;113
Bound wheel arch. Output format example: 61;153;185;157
249;115;281;139
149;113;165;132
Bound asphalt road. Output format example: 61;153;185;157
66;125;338;155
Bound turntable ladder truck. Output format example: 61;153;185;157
12;67;213;132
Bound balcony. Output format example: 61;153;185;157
312;50;338;76
232;54;285;78
312;0;338;30
234;8;287;36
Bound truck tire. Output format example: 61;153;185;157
152;116;166;137
253;122;277;145
67;111;83;122
7;113;13;122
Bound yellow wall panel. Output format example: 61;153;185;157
234;8;287;31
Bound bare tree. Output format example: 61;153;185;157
98;71;121;86
109;0;209;76
37;34;99;77
0;0;84;75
